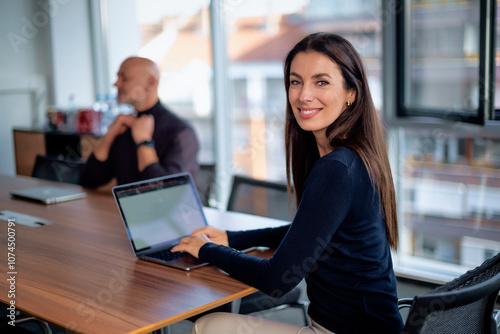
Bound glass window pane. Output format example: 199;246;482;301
225;0;383;181
399;128;500;268
135;1;214;162
404;0;480;116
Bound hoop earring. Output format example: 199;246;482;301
346;101;352;107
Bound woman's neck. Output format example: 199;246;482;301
315;135;333;157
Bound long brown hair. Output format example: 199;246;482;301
284;32;399;250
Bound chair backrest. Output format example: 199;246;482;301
44;131;81;160
227;175;295;222
32;155;84;185
402;252;500;334
194;163;216;207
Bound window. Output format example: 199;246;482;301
396;0;496;124
224;0;384;180
397;128;500;272
132;1;214;162
391;0;500;278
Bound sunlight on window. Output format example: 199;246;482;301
135;0;213;161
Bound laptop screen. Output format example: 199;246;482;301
113;173;207;253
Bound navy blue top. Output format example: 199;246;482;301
199;147;403;334
79;100;199;187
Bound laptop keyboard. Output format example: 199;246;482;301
148;247;185;262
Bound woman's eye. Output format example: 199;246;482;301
290;80;301;85
317;80;329;86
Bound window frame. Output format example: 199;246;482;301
395;0;497;125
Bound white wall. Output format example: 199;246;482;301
0;0;53;175
50;0;94;107
0;0;97;176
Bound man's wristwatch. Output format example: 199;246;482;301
136;139;155;148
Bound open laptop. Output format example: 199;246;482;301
11;185;86;204
112;172;210;271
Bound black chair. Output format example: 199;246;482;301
227;175;308;325
44;131;81;160
0;314;51;334
32;155;84;185
398;252;500;334
227;175;296;221
194;163;216;207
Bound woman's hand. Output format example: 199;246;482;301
191;226;229;247
171;234;212;258
171;226;228;258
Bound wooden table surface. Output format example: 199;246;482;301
0;175;281;334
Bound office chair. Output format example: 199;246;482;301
194;163;216;207
32;155;84;185
398;252;500;334
227;175;296;221
0;314;51;334
44;131;81;160
227;175;308;325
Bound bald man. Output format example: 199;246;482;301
79;57;199;188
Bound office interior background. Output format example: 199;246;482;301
0;0;499;285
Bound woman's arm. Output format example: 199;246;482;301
227;225;290;250
194;159;353;296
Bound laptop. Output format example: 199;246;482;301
112;172;210;271
11;185;87;204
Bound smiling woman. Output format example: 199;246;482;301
173;32;403;334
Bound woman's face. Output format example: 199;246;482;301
288;51;355;140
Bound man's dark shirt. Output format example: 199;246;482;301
79;100;199;188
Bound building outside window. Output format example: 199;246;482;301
394;0;500;275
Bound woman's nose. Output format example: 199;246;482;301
299;84;314;103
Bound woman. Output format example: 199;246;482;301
172;32;403;334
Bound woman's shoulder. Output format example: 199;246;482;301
308;147;359;181
321;146;359;168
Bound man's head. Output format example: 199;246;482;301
114;57;160;111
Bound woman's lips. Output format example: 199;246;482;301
297;108;321;119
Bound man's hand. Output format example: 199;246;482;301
132;114;158;172
107;114;137;138
94;114;136;161
131;114;155;144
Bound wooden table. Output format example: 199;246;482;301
0;175;288;333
